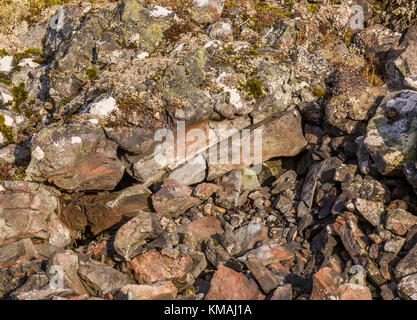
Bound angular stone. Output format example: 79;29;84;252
364;91;417;176
354;198;384;226
130;249;193;284
182;216;224;240
385;208;417;236
78;261;134;296
271;284;292;300
26;124;125;191
384;236;406;254
49;252;87;295
0;239;38;268
205;265;264;300
204;239;230;268
190;0;224;25
0;181;69;247
0;145;30;165
274;195;293;213
246;255;279;293
395;242;417;279
310;267;341;300
114;211;163;261
152;180;202;218
168;154;207;186
238;244;294;266
398;274;417;300
338;283;372;300
117;282;177;300
193;183;221;200
234;222;268;252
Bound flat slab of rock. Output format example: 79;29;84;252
310;267;342;300
385;208;417;236
78;261;134;296
338;283;372;300
26;124;125;191
205;265;264;300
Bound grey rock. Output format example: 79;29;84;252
395;242;417;279
246;254;278;293
78;261;134;296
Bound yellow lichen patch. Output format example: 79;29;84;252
11;83;28;114
0;114;15;144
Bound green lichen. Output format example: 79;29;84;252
0;49;8;58
86;68;98;81
0;77;12;86
307;3;318;13
11;83;28;114
313;87;327;99
13;48;43;67
0;114;15;143
241;78;264;99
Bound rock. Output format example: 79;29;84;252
325;71;385;134
204;239;230;268
241;168;261;191
234;222;268;252
86;95;118;118
271;284;292;300
353;198;384;226
26;124;125;191
238;244;294;266
152;180;202;218
274;195;293;213
205;265;264;300
193;183;221;200
385;208;417;236
364;91;417;176
0;238;38;268
0;181;69;247
0;260;44;297
117;282;177;300
404;162;417;191
114;211;163;261
398;274;417;300
130;249;193;284
388;40;417;90
14;288;77;300
384;236;406;254
0;145;30;164
84;184;152;235
245;254;279;293
395;243;417;279
310;267;342;300
338;283;372;300
168;154;207;186
190;0;224;25
182;216;224;241
78;261;134;296
208;19;233;42
48;252;87;295
0;56;13;77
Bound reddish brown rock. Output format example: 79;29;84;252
183;216;224;240
271;284;292;300
194;183;221;200
310;267;342;300
338;283;372;300
130;249;193;284
238;244;294;265
205;265;264;300
26;124;125;192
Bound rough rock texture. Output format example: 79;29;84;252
26;124;125;191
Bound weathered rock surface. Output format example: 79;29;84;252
26;124;125;191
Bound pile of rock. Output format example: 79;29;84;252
0;0;416;300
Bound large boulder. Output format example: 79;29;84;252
0;181;71;248
364;91;417;176
26;124;125;191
